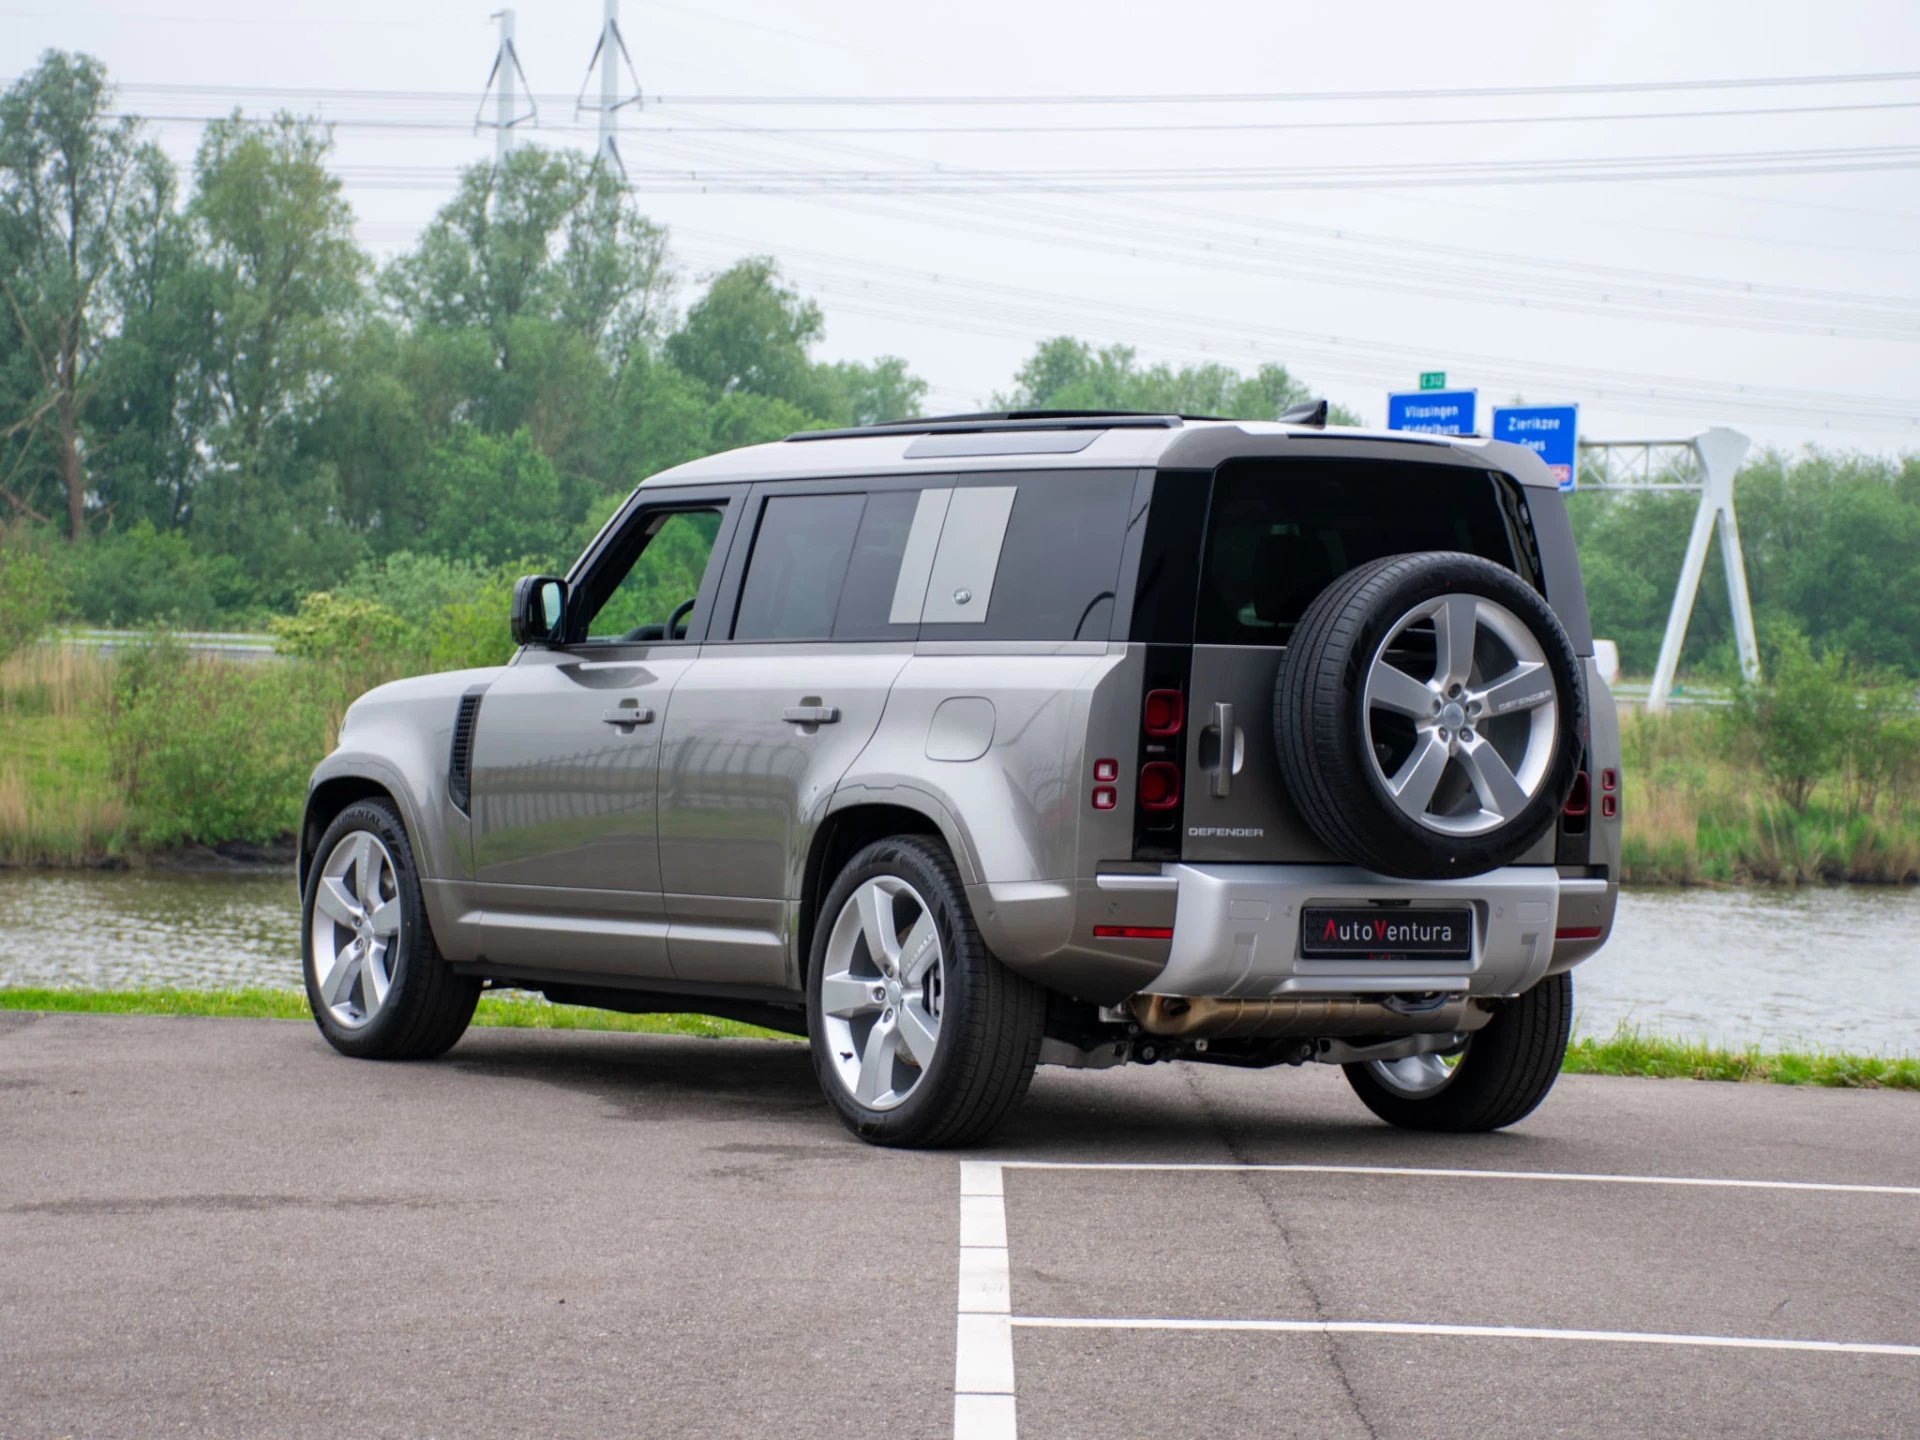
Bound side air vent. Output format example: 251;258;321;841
447;691;484;814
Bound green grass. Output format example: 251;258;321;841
5;989;1914;1091
1565;1025;1920;1091
0;986;793;1040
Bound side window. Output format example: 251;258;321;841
582;507;724;643
832;489;921;639
732;493;866;642
920;471;1136;642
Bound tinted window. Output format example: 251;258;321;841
733;493;865;641
581;507;724;643
832;489;922;640
923;470;1136;642
1197;459;1516;647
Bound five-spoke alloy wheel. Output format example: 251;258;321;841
310;829;404;1029
807;835;1044;1147
1276;550;1584;879
818;875;947;1111
301;799;480;1060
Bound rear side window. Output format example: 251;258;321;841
1196;459;1517;646
733;493;865;641
730;488;923;642
921;470;1136;642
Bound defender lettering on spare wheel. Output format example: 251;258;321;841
298;406;1621;1146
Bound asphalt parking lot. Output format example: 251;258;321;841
3;1012;1917;1439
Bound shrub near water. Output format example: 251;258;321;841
106;640;336;847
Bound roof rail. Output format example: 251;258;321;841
785;400;1332;443
786;410;1183;442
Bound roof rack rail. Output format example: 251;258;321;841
784;399;1332;443
786;410;1183;442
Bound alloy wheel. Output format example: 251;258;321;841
309;830;402;1029
818;876;946;1111
1362;593;1560;837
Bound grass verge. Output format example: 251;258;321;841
0;987;791;1041
4;989;1913;1090
1565;1027;1919;1091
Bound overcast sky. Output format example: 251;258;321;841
5;0;1918;454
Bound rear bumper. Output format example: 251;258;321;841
1102;864;1608;1000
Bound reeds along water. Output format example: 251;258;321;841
1617;707;1920;885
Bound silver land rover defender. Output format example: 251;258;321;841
298;408;1619;1147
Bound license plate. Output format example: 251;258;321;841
1300;906;1473;959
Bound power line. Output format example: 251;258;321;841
93;68;1920;111
107;98;1920;137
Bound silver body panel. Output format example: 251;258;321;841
301;420;1618;1032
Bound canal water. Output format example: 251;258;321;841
0;870;1913;1056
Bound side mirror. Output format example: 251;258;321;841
510;575;568;647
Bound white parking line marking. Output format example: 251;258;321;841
953;1158;1920;1439
954;1164;1016;1439
992;1161;1920;1197
1013;1316;1920;1359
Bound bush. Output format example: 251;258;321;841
0;544;62;663
1728;627;1853;812
106;639;335;846
268;591;412;667
52;521;254;628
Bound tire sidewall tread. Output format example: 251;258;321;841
301;799;480;1061
806;835;1043;1149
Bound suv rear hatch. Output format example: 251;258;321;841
1148;451;1550;865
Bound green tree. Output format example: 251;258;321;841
0;52;164;536
995;337;1356;423
384;147;669;364
665;257;831;414
820;355;926;427
1729;625;1854;813
178;113;367;600
419;425;569;570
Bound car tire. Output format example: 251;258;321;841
807;835;1045;1148
1275;551;1584;879
1343;972;1572;1132
301;799;481;1060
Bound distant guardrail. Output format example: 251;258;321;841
56;628;280;662
1611;681;1732;709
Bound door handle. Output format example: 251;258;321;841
1209;701;1236;797
782;704;840;725
601;706;655;728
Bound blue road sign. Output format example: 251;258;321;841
1491;403;1580;491
1387;389;1477;436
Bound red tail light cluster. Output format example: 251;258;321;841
1143;689;1184;737
1599;766;1619;819
1139;761;1181;811
1563;770;1590;818
1093;685;1190;818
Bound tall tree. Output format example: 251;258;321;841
179;113;366;592
0;51;160;536
996;336;1356;423
664;257;831;414
383;147;670;367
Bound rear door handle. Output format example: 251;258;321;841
602;706;655;728
782;705;840;725
1206;701;1244;797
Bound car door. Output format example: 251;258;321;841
656;478;931;988
467;488;743;978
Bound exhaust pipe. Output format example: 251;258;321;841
1130;993;1490;1040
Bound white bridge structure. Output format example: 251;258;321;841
1575;427;1759;713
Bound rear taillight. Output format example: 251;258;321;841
1143;689;1185;737
1139;761;1181;811
1563;770;1590;818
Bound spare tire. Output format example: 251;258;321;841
1275;552;1583;879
